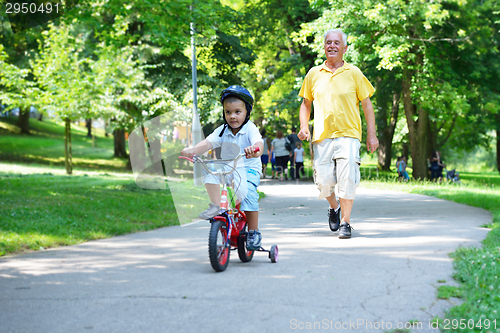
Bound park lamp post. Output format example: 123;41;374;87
191;19;203;186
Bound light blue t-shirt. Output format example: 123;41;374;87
294;147;304;163
206;121;263;174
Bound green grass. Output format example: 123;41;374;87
360;167;500;333
0;171;183;255
437;285;463;299
0;116;198;255
0;116;127;171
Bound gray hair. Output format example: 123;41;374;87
324;29;347;46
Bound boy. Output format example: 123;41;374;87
181;85;264;250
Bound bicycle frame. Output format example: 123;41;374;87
179;152;249;248
179;145;278;270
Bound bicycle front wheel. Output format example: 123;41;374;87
208;219;230;272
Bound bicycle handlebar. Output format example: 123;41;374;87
178;146;260;176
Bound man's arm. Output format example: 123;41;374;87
298;98;312;141
361;97;379;153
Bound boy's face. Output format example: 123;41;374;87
224;98;247;133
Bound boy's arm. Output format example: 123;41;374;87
181;139;213;158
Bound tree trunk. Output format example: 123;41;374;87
377;91;400;171
428;121;438;154
38;113;43;121
402;142;410;161
104;120;109;137
126;155;132;171
86;118;92;137
64;118;73;175
402;72;429;180
113;129;127;158
17;107;30;134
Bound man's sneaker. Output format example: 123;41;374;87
328;207;341;232
246;230;262;250
338;221;352;239
198;203;220;220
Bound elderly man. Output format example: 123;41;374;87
298;29;378;239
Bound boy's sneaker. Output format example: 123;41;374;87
246;230;262;250
198;203;220;220
338;221;352;239
328;207;341;232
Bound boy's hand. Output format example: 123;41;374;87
181;147;194;158
244;145;259;158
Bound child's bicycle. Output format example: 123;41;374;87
179;147;278;272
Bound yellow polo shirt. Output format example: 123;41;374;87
299;61;375;143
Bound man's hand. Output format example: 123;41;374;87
298;127;310;141
366;133;379;154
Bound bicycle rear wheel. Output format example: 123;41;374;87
208;219;230;272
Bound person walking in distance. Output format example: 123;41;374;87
270;130;290;181
260;129;271;178
294;142;305;179
298;29;379;239
287;127;301;180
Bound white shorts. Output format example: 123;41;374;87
312;137;361;200
203;167;261;211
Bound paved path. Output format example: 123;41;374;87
0;180;491;333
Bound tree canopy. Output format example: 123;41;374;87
0;0;498;175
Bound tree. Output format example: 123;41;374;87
442;0;500;173
239;0;322;133
33;23;93;175
0;15;45;134
373;71;401;171
63;0;257;139
90;41;188;164
297;0;495;179
0;45;39;134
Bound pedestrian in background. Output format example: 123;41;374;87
260;129;271;178
270;149;277;179
294;141;305;179
396;156;410;182
287;127;301;180
271;130;290;181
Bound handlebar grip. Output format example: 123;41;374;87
178;156;194;163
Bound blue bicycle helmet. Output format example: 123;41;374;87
219;85;254;137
